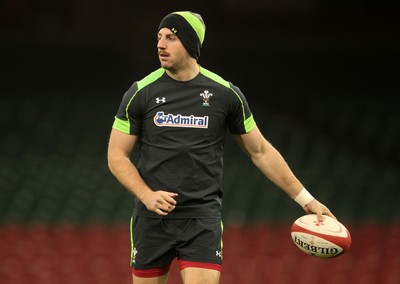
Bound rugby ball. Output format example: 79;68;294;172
291;214;351;258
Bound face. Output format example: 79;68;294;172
157;28;192;72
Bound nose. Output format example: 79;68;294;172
157;36;166;50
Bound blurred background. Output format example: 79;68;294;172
1;0;399;283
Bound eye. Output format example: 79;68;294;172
167;35;177;41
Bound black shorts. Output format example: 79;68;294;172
130;216;223;277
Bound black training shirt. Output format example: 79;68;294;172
113;66;256;218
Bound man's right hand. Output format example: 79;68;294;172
141;190;178;216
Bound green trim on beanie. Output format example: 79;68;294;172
173;11;205;45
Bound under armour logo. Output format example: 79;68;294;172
216;250;222;258
171;28;177;33
156;97;166;104
132;247;138;263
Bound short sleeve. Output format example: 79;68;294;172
227;83;256;134
112;82;143;135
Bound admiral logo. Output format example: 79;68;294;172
154;111;209;128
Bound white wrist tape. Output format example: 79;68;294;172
294;188;314;207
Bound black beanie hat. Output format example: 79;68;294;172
158;11;206;60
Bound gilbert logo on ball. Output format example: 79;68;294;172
291;214;351;258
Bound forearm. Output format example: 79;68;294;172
107;130;178;216
251;143;304;199
236;128;334;220
108;155;152;202
108;153;178;216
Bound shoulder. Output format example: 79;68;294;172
200;66;243;94
118;68;164;108
199;66;231;88
199;66;247;103
123;68;165;100
136;68;166;90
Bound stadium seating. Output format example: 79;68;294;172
0;224;399;284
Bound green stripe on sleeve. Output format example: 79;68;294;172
112;116;130;134
201;66;256;133
244;114;256;133
113;68;164;135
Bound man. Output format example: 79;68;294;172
107;11;334;284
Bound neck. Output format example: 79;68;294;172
165;59;200;82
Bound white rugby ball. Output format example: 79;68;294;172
291;214;351;258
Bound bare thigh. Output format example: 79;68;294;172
180;267;220;284
132;273;169;284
